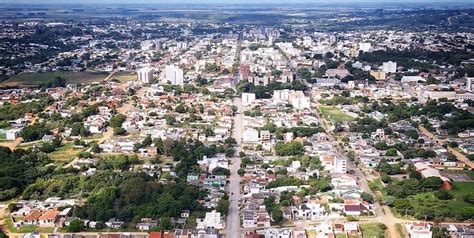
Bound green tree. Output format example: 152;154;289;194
212;167;230;176
385;148;398;156
158;217;173;231
271;206;283;224
361;192;375;203
109;114;126;128
113;127;127;136
67;219;84;232
275;141;304;156
217;199;229;215
434;190;452;200
464;193;474;204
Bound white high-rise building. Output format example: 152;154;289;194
334;157;347;174
137;67;154;84
467;77;473;92
382;61;397;73
165;65;184;86
358;42;372;52
272;89;292;101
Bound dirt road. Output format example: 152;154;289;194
419;125;473;168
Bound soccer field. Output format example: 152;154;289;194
319;106;354;123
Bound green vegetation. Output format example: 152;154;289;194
395;224;407;238
71;175;206;223
66;219;84;232
0;96;52;121
267;177;302;189
319;106;354;123
48;143;85;161
359;49;473;69
388;180;474;221
360;223;388;238
0;147;52;201
275;141;304;156
320;95;369;106
2;71;109;87
5;218;54;233
113;72;137;82
363;100;473;135
237;80;308;99
261;122;325;138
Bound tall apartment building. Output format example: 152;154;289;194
165;65;184;86
382;61;397;73
137;67;154;84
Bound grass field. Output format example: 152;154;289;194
48;143;85;161
406;182;474;215
2;71;109;87
113;71;137;82
396;223;407;238
319;106;354;123
360;223;389;238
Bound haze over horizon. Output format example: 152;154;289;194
1;0;473;5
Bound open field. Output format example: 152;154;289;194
441;171;473;182
318;106;354;123
113;71;137;82
1;71;109;87
48;143;85;161
360;223;389;238
406;182;474;215
396;223;407;238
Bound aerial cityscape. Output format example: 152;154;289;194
0;1;473;238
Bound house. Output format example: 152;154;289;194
343;200;371;216
405;222;432;238
264;228;292;238
136;219;158;231
105;218;124;229
196;210;225;230
190;228;219;238
5;128;21;140
243;128;259;143
42;135;55;142
291;203;326;221
38;209;60;227
23;231;41;238
344;222;361;236
331;174;363;196
315;222;335;238
20;210;43;227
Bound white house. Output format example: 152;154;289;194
405;222;432;238
243;128;259;143
196;210;225;230
291;203;326;221
5;128;21;140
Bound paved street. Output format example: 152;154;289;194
227;96;243;238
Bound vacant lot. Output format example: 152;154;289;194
360;223;389;238
407;182;474;216
48;143;85;161
114;71;137;82
1;71;109;87
441;171;473;182
319;106;354;123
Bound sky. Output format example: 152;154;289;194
1;0;472;4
